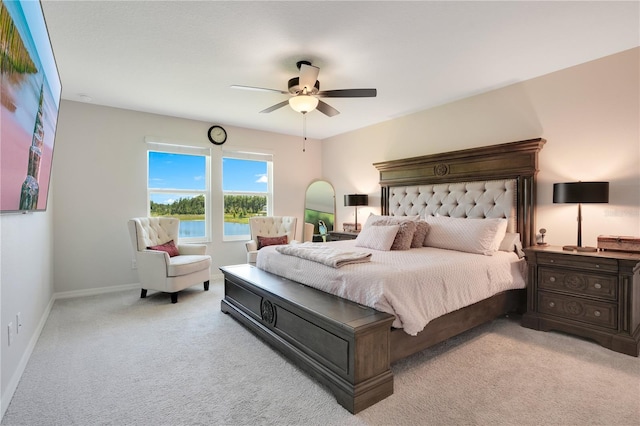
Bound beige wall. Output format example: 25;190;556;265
323;48;640;248
51;102;322;293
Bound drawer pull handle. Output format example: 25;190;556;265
550;259;554;263
549;302;555;308
549;276;556;283
595;264;600;268
594;310;601;317
594;283;602;289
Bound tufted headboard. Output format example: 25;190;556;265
373;138;546;247
388;179;518;233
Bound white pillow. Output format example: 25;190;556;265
423;215;508;255
355;224;400;251
363;214;419;229
499;232;525;258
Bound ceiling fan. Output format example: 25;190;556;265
231;60;377;117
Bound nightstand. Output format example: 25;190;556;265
328;231;359;241
522;246;640;356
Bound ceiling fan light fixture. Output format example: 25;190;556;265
289;94;318;113
232;60;376;117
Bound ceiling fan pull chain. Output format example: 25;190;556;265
302;112;307;152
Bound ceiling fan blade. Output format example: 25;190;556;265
259;100;290;114
299;64;320;92
231;85;288;94
316;100;340;117
317;88;377;98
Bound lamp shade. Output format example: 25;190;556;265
553;182;609;204
344;194;368;207
289;94;319;113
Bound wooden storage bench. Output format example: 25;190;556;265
220;264;395;413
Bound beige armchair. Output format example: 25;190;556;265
128;217;211;303
303;222;315;242
245;216;297;264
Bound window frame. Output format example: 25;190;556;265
146;141;211;243
222;150;273;242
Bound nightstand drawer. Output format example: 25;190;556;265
538;267;617;301
536;253;618;273
538;292;617;329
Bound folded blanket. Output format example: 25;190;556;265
275;242;371;268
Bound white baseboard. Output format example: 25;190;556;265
54;282;140;299
54;272;223;300
1;295;55;419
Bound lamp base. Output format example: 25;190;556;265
562;245;598;252
342;222;361;233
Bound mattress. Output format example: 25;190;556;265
256;240;526;335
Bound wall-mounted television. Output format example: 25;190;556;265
1;0;61;213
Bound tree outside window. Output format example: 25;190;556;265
222;153;273;240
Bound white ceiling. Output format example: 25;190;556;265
41;1;639;140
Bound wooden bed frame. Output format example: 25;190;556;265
220;138;546;413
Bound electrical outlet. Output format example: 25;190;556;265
8;323;13;346
16;312;22;334
131;259;137;269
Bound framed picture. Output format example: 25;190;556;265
1;0;62;212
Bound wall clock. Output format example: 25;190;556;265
207;125;227;145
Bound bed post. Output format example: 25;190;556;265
380;186;389;216
520;175;537;248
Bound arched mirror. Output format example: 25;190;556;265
304;180;335;242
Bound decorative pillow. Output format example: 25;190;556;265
147;240;180;257
257;235;288;250
371;219;417;250
423;215;508;255
355;224;400;251
363;214;419;230
412;220;430;248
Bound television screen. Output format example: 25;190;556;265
1;0;61;212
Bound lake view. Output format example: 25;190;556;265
179;220;249;238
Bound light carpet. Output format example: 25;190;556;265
2;279;639;425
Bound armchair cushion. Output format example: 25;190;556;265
167;254;212;277
147;240;180;257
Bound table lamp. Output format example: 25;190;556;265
344;194;368;231
553;181;609;252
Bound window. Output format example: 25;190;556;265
222;151;273;241
147;142;211;242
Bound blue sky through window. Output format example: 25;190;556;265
148;152;204;204
223;158;267;192
149;152;205;190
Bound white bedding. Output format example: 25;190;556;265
256;240;526;336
